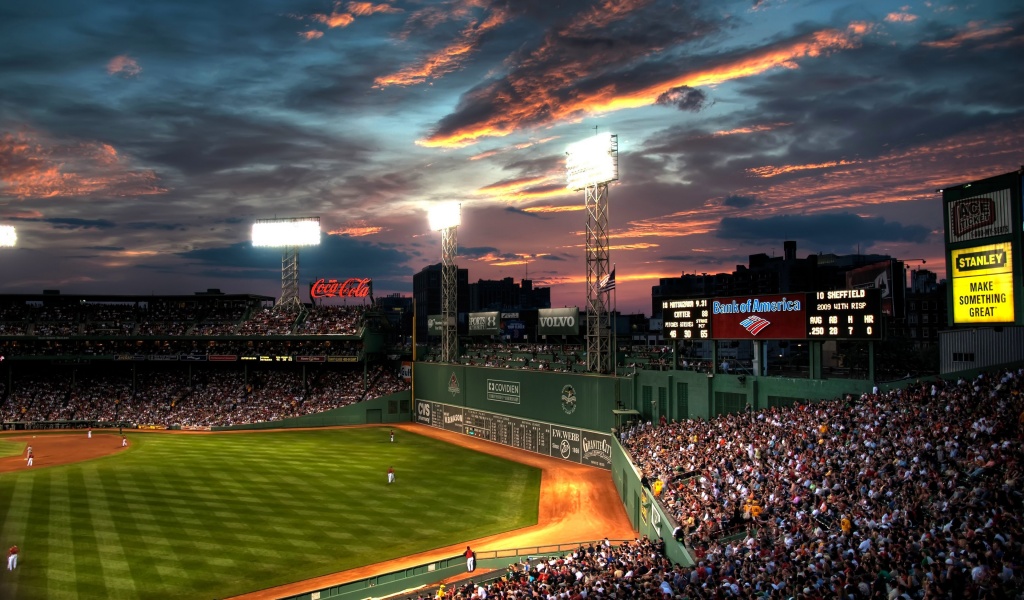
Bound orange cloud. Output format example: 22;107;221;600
329;225;385;237
747;159;860;178
311;3;355;29
375;6;509;87
300;30;324;41
923;21;1012;49
107;55;141;78
0;129;166;199
521;205;586;214
419;23;866;147
347;2;402;17
885;11;917;23
718;122;1024;217
713;123;791;136
469;136;560;161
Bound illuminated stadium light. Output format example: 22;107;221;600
0;225;15;247
251;217;320;311
427;202;461;232
251;217;321;247
565;133;619;191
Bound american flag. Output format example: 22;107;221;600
598;268;616;292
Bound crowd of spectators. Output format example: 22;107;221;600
0;301;369;338
0;364;410;428
0;338;364;358
616;368;1023;599
298;305;366;335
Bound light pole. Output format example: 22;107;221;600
251;217;321;311
566;133;619;374
428;202;461;363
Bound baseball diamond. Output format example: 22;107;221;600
0;427;554;600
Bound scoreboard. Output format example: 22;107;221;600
805;289;882;339
663;290;882;340
661;298;712;340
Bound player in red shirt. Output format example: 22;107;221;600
387;466;395;484
7;545;18;570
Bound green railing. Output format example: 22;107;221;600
277;540;632;600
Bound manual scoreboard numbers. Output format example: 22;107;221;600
662;299;712;340
806;289;882;339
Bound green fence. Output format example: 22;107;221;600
278;540;633;600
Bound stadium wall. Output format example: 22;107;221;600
413;363;623;432
211;392;411;431
610;435;692;568
412;364;622;469
627;369;873;422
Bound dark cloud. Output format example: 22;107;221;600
83;245;126;251
656;86;710;112
459;246;501;260
504;206;546;219
723;195;757;209
125;222;186;231
716;213;930;250
9;216;116;230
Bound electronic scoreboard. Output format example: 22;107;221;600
662;298;712;340
805;289;882;340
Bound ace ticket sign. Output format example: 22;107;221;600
951;242;1016;324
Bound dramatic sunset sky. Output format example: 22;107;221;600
1;0;1021;314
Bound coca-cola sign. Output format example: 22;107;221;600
310;277;372;299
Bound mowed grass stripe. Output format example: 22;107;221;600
1;428;540;600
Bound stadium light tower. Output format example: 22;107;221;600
0;225;15;248
428;202;461;363
251;217;320;311
566;132;618;374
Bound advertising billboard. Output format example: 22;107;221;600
951;242;1016;324
427;314;444;336
537;307;580;336
710;294;806;339
467;311;500;336
309;277;372;301
846;259;903;318
946;188;1014;243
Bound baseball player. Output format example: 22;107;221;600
387;466;395;484
465;546;475;572
88;429;92;439
390;429;395;443
122;436;128;447
26;450;33;467
7;545;17;571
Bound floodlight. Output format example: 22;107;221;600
566;133;619;191
251;217;321;247
428;202;461;231
0;225;15;247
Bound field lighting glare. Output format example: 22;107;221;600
566;132;619;191
251;218;321;247
428;202;461;231
0;225;16;247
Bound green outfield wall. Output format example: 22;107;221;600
627;369;874;423
411;363;625;469
413;363;626;431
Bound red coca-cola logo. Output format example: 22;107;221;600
310;277;372;299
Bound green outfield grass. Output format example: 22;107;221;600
0;438;24;458
0;428;541;600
